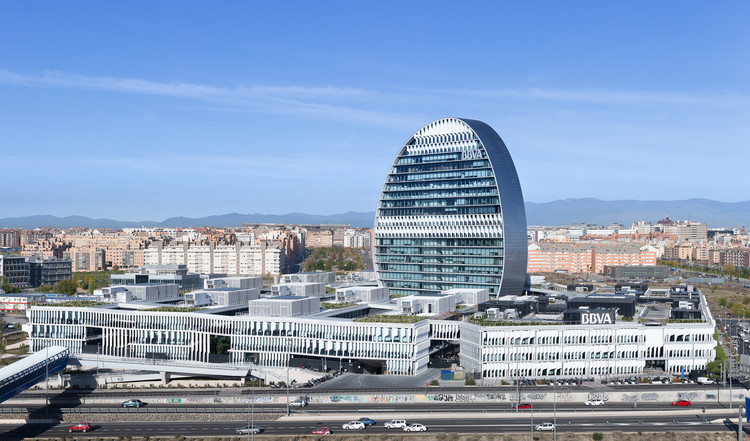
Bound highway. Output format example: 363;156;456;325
1;401;743;413
3;384;748;439
0;411;745;440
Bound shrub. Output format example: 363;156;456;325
465;377;476;386
430;379;439;386
592;433;604;441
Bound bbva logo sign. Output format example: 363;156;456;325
581;311;615;325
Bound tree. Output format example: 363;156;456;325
724;264;737;277
52;279;78;295
0;276;21;294
706;360;722;379
262;272;274;287
85;275;95;294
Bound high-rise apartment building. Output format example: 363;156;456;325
373;118;527;297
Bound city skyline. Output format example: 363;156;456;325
1;2;748;220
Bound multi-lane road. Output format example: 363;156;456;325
0;411;744;439
1;398;747;440
2;383;749;439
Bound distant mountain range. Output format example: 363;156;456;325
1;198;749;230
0;212;377;229
525;198;750;228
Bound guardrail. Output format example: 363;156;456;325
16;382;737;400
62;407;263;414
0;406;285;415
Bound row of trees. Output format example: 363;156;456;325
303;247;364;272
660;259;750;279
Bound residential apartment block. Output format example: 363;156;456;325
144;242;286;276
528;242;658;274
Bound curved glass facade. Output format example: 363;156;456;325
374;118;527;297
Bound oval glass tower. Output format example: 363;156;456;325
373;117;527;298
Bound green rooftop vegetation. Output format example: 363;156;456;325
354;314;427;324
321;302;358;309
467;317;564;326
137;306;208;312
37;301;108;308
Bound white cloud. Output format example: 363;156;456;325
0;69;423;128
411;86;749;107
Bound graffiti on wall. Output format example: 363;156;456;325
330;395;360;403
587;392;608;402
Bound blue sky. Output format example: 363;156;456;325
1;2;748;220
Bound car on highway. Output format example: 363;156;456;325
288;397;308;408
384;419;407;429
121;399;144;408
358;417;376;426
671;399;691;407
67;423;91;433
342;421;366;430
236;425;263;434
585;399;604;406
535;422;555;431
512;402;532;409
403;423;428;432
312;427;331;435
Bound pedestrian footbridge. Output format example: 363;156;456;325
0;346;69;403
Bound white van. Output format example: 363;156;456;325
696;377;714;385
384;420;407;429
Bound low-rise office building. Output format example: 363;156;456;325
603;265;671;280
25;286;716;380
110;265;203;291
0;293;46;312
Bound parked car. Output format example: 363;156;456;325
236;425;263;435
312;427;331;435
403;423;428;432
358;417;376;426
68;423;90;433
535;422;555;431
513;403;532;409
671;399;691;407
121;399;144;408
585;399;604;406
384;419;407;429
342;421;366;430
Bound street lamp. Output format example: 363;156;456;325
246;378;255;441
553;382;557;441
286;340;290;417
